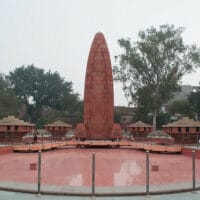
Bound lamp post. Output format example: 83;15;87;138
146;150;150;194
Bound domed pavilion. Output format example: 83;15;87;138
127;121;153;139
162;117;200;144
0;115;35;143
44;120;72;140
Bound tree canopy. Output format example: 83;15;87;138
167;99;194;118
188;90;200;120
113;24;200;129
0;74;21;118
7;65;82;124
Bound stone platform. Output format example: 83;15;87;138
13;140;182;153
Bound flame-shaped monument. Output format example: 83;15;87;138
75;33;122;140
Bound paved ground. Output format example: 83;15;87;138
0;148;199;187
0;190;200;200
0;147;200;199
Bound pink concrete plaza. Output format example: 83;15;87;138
0;148;199;187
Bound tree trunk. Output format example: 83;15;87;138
153;111;157;131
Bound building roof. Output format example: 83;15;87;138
0;116;35;126
127;121;152;128
45;120;72;127
163;117;200;127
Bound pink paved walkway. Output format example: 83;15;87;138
0;148;199;187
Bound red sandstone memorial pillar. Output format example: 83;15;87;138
75;33;122;140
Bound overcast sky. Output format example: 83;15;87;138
0;0;200;106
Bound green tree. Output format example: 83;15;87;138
113;24;200;130
0;74;21;118
134;106;152;125
188;90;200;120
156;113;171;129
8;65;81;122
0;73;9;92
167;99;194;118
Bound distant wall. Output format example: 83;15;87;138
182;147;200;159
0;146;13;155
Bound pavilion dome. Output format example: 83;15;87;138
45;120;72;128
127;121;152;128
163;117;200;127
0;115;34;126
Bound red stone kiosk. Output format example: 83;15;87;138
0;115;35;143
127;121;153;139
75;33;122;140
44;121;72;140
162;117;200;144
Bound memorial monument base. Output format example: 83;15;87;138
75;123;122;141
